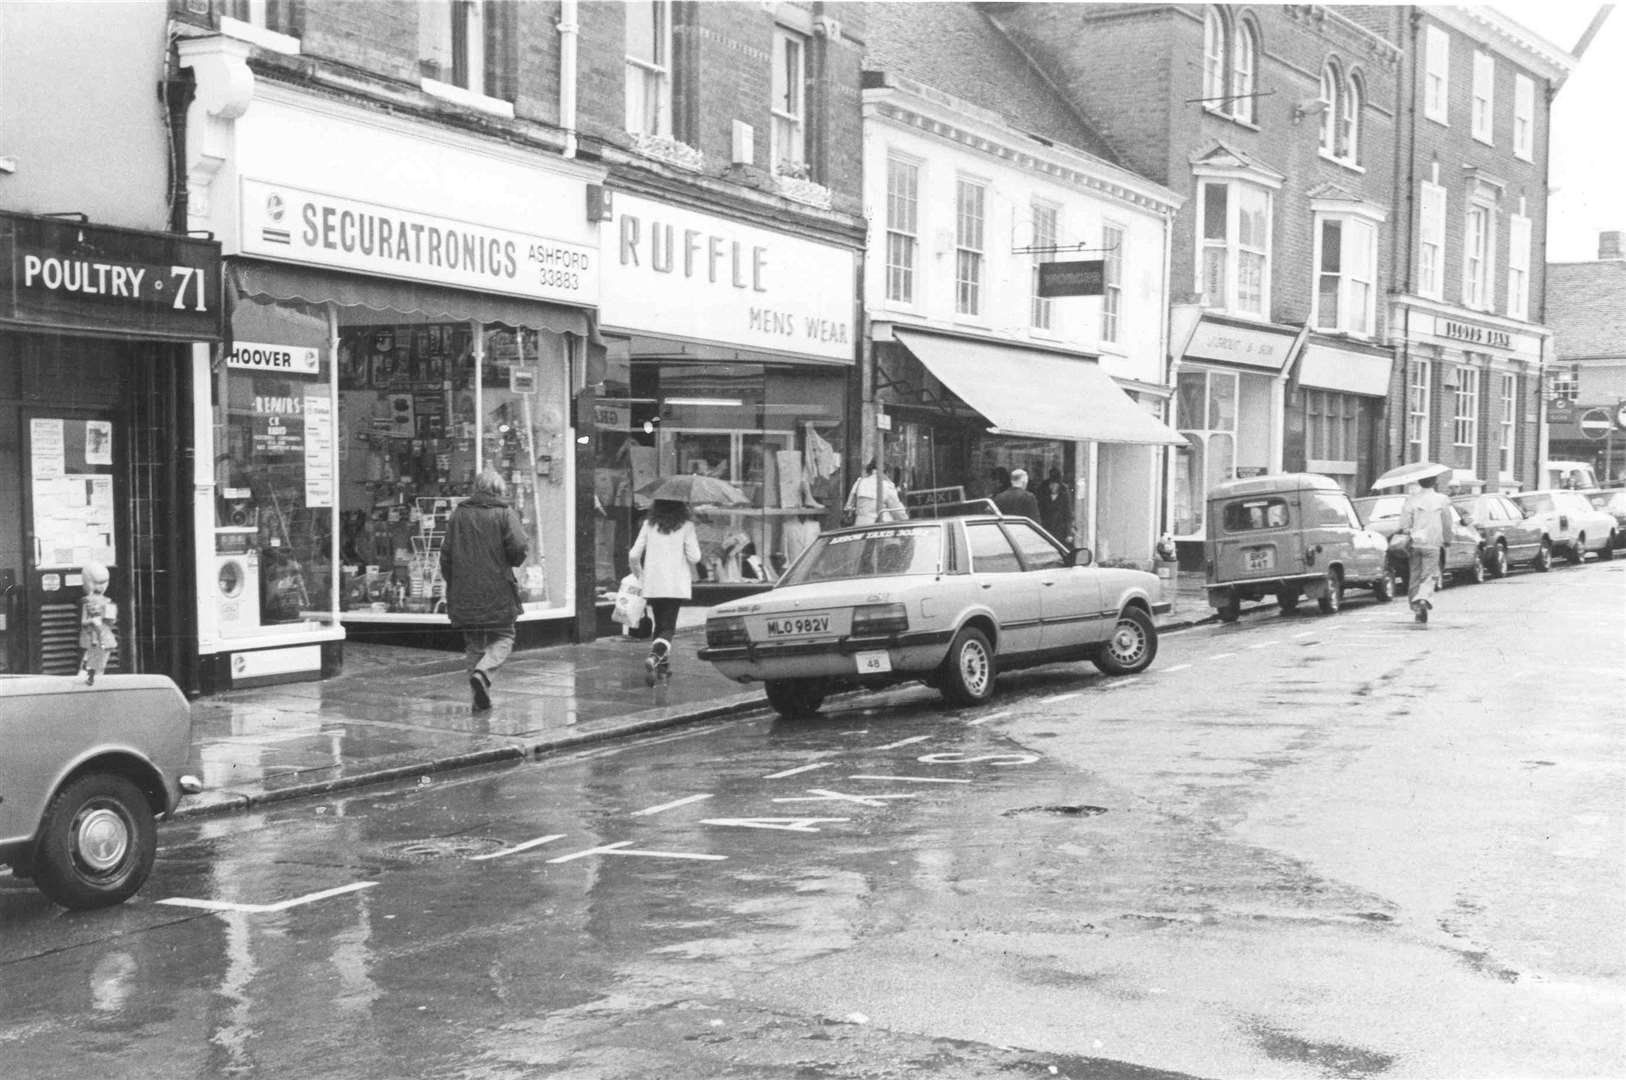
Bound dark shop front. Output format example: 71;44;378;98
0;211;221;682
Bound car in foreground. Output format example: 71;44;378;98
1583;488;1626;551
1352;493;1488;586
699;513;1166;717
1509;490;1618;564
1451;492;1551;574
1;674;200;909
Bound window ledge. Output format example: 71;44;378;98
630;133;705;172
1203;106;1260;131
1513;150;1534;164
1472;132;1495;147
1316;149;1365;175
773;173;832;209
420;78;515;119
1425;112;1450;128
220;15;301;55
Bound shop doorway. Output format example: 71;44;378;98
20;410;123;675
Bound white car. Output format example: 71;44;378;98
1509;490;1618;565
699;513;1167;717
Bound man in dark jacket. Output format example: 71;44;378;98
440;468;528;711
993;467;1041;521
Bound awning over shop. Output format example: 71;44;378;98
1296;342;1394;397
231;260;591;337
893;330;1185;445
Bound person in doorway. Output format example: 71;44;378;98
843;461;907;525
993;467;1041;521
629;498;703;684
989;466;1011;502
1035;468;1074;544
440;468;528;711
78;561;117;685
1397;473;1456;624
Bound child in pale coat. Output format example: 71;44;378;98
79;561;117;684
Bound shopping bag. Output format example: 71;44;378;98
611;574;646;627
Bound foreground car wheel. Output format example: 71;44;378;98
1467;551;1487;584
1566;537;1586;565
33;773;156;910
1602;534;1616;560
1487;544;1509;578
939;626;996;706
1276;588;1300;613
1316;569;1343;615
1092;608;1158;676
764;678;828;719
1372;565;1396;602
1534;540;1552;572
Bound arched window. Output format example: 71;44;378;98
1204;8;1228;105
1232;20;1258;123
1318;61;1341;154
1342;72;1364;163
1205;8;1260;123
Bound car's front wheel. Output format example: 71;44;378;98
1566;536;1586;565
1602;533;1617;560
1487;543;1509;578
764;677;828;719
1317;568;1343;615
1534;539;1553;572
32;773;157;910
1372;564;1396;602
938;626;996;706
1466;550;1487;584
1091;608;1158;676
1276;588;1300;613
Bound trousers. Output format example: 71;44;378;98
1407;545;1443;608
462;625;516;682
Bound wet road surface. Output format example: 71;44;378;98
2;560;1621;1078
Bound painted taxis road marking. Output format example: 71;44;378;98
1291;631;1315;638
917;752;1040;765
1045;692;1082;704
631;794;713;817
874;735;932;750
1209;652;1237;661
774;788;918;807
967;710;1011;726
763;762;831;779
702;817;850;832
1164;664;1192;673
1246;640;1281;650
849;774;972;784
547;841;725;864
158;882;378;914
470;834;567;861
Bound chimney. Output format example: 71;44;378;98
1600;231;1625;260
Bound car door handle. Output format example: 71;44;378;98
1042;580;1056;587
981;583;993;590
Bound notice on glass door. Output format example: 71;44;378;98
303;393;335;508
30;418;64;479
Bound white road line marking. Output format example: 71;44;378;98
547;841;726;864
763;762;831;779
631;794;713;817
158;881;378;914
1163;664;1192;673
1291;631;1314;638
702;817;850;832
967;711;1011;726
849;774;972;784
1209;652;1237;660
470;834;567;861
773;788;919;807
1246;640;1280;649
874;735;932;750
1045;692;1082;704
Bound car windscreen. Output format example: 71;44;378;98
779;526;944;585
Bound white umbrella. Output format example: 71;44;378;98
1372;461;1452;490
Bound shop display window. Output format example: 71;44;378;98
593;357;848;598
335;320;570;618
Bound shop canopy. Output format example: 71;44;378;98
893;330;1186;446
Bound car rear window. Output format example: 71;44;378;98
780;526;944;585
1222;497;1290;532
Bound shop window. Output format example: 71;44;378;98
1499;373;1517;477
1030;202;1059;331
771;25;808;178
1305;389;1358;463
1173;367;1240;538
625;0;673;137
955;178;986;317
1454;365;1480;476
1101;223;1123;343
885;156;919;304
1198;179;1270;317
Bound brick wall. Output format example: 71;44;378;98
300;1;419;84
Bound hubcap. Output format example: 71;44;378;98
960;641;989;694
74;807;130;874
1109;620;1145;664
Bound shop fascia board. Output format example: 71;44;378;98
862;82;1182;218
1387;293;1553;345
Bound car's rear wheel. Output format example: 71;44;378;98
1466;550;1487;584
1215;591;1240;623
1534;539;1553;572
1276;588;1300;613
1091;608;1157;676
1487;543;1509;578
1603;533;1617;560
1372;564;1396;602
32;773;156;910
764;678;828;719
939;626;996;706
1566;536;1586;565
1316;568;1343;615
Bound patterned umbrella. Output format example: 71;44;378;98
636;473;750;506
1371;461;1452;490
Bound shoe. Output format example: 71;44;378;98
470;672;492;711
1415;604;1428;624
644;654;661;686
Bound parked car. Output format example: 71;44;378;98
1509;490;1618;564
699;513;1166;717
1352;493;1487;587
1;674;200;909
1204;473;1394;621
1452;492;1551;574
1582;488;1626;551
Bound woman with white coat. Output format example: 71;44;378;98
628;498;702;683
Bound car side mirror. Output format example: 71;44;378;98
1066;546;1093;567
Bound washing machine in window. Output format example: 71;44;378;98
216;549;261;636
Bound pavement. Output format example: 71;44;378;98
178;570;1239;820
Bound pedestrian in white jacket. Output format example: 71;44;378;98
629;499;702;683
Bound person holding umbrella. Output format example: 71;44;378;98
630;478;710;684
1395;466;1456;624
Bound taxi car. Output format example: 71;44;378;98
1205;473;1394;621
1352;494;1488;587
699;512;1166;717
1510;490;1618;565
1;674;200;909
1452;492;1550;575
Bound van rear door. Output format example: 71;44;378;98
1211;493;1300;584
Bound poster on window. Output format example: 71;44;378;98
252;378;305;456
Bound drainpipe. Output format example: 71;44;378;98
558;0;579;158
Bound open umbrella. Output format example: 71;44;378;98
1371;461;1452;490
636;473;749;506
